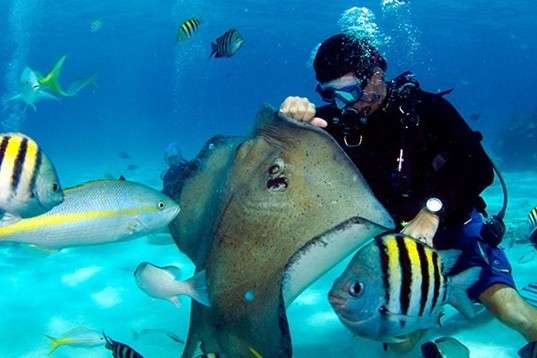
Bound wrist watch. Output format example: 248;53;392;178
425;198;443;215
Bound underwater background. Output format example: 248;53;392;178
0;0;536;357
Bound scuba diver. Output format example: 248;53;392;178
279;33;537;357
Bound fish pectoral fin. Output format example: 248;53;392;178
163;265;182;279
5;94;22;103
185;270;211;307
447;266;482;318
38;90;59;101
0;212;21;227
29;244;61;255
168;296;182;308
127;220;143;235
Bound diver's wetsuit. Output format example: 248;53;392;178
317;88;515;300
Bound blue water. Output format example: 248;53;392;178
1;0;536;357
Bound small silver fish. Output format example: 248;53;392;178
329;234;481;343
0;133;63;221
134;262;210;307
210;29;244;58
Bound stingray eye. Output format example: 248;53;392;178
349;282;364;297
268;158;285;176
267;176;289;192
52;183;59;192
157;201;166;210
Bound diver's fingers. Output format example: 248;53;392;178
300;100;316;122
280;96;299;119
310;117;328;128
279;96;314;122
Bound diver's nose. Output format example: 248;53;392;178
328;291;346;308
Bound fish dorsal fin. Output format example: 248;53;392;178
163;265;182;279
438;249;462;274
0;212;21;227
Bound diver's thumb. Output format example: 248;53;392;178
310;117;328;128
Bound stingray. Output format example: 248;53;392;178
168;105;395;357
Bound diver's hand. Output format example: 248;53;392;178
279;96;328;128
401;208;440;247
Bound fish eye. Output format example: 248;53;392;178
157;201;166;210
52;183;59;192
349;282;364;297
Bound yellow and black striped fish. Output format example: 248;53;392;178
0;133;63;220
104;334;143;358
528;207;537;245
329;234;481;343
176;17;201;42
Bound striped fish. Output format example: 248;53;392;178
329;234;481;343
0;179;180;250
104;334;143;358
176;17;201;42
0;133;63;221
528;207;537;246
210;29;244;58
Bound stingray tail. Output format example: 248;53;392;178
184;270;211;307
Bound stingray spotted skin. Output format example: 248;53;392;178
169;105;394;357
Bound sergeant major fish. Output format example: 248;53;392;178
0;133;63;221
0;179;180;249
329;234;481;343
104;334;143;358
134;262;210;307
529;207;537;247
210;29;244;58
176;17;201;42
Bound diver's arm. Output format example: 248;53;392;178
426;95;494;223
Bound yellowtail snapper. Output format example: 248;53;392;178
46;326;105;355
104;334;143;358
176;17;201;42
0;133;63;221
329;234;481;343
210;28;244;58
0;179;180;250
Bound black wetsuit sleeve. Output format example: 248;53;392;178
426;95;494;223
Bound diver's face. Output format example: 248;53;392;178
319;69;387;115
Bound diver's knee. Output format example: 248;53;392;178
481;285;537;333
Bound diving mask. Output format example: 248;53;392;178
316;80;365;110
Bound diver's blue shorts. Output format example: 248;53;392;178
433;210;516;301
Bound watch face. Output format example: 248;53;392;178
427;198;443;213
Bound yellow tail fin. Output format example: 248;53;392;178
249;347;263;358
39;55;68;96
45;335;75;356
